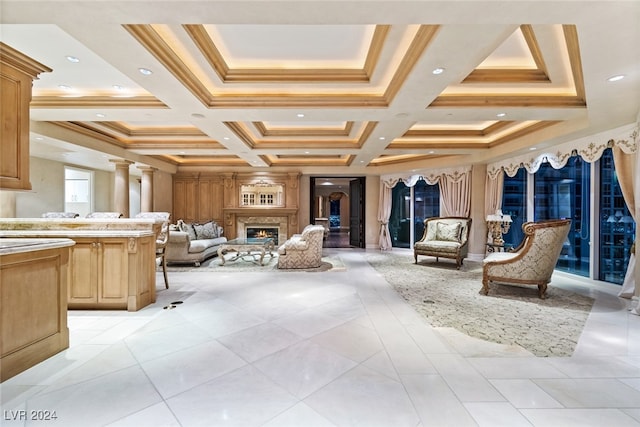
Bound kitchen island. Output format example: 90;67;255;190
0;238;74;382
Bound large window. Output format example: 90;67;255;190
599;148;635;284
390;182;411;248
501;169;526;247
414;180;440;242
64;166;93;217
389;180;440;248
534;156;590;277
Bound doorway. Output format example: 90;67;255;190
310;176;365;248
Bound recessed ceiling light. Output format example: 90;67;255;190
96;113;105;118
138;68;153;76
296;113;305;118
35;137;43;141
304;151;310;154
379;137;386;140
607;74;625;82
496;112;507;118
432;67;445;75
112;85;124;91
223;137;230;140
530;147;537;151
428;151;435;154
58;84;72;90
65;56;80;63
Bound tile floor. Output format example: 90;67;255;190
2;249;640;426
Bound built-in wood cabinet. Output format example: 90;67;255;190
67;234;155;311
0;43;51;191
1;239;74;382
172;172;301;238
69;238;130;308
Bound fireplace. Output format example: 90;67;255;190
230;213;294;245
246;226;279;244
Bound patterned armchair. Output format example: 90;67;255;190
86;212;123;218
277;224;325;269
42;212;79;218
482;219;571;299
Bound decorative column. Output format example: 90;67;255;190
110;159;133;218
137;166;156;212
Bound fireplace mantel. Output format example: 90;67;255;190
222;208;298;216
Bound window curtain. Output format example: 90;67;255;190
613;145;638;299
485;171;504;217
378;184;393;251
438;170;471;217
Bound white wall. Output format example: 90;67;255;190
10;156;124;218
365;176;380;249
15;157;65;217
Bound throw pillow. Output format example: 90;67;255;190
436;221;462;242
193;221;218;239
177;219;197;240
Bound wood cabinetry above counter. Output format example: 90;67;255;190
0;43;52;191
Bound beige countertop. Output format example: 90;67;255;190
0;238;75;255
0;230;155;238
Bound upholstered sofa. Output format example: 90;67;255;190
414;216;472;269
165;219;227;266
277;224;325;269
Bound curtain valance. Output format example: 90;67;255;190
487;123;639;179
381;165;472;189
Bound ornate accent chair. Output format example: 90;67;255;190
42;212;79;218
277;224;325;269
135;212;171;289
86;212;123;218
482;219;571;299
414;217;472;269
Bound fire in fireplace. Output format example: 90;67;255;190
246;227;279;244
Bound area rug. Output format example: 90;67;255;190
163;252;346;273
365;251;595;357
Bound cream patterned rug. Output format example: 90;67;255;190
164;252;346;273
365;251;595;357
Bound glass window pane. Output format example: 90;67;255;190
599;148;635;284
390;182;411;248
534;156;590;277
501;169;526;247
414;180;440;242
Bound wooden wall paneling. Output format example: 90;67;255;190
198;178;213;222
184;180;198;222
172;179;186;222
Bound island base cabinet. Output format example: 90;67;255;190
1;246;70;382
68;236;156;311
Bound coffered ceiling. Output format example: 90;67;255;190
1;1;638;176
